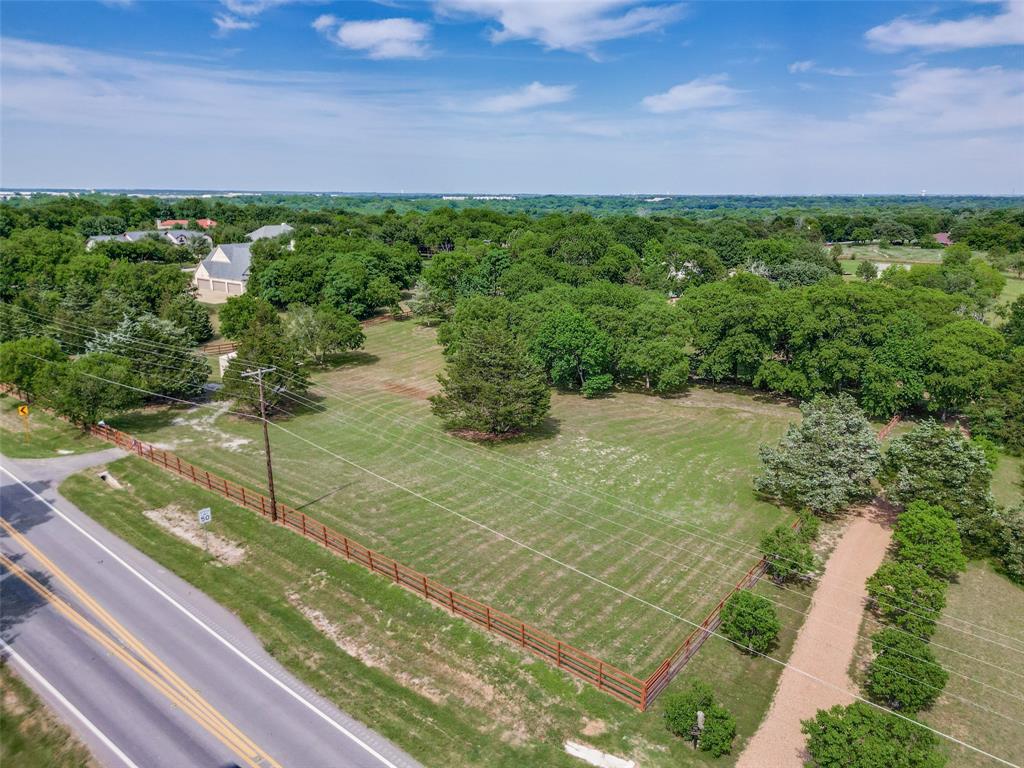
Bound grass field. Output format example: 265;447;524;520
993;452;1023;509
110;318;802;673
1;661;98;768
0;395;104;459
923;562;1024;768
60;456;813;767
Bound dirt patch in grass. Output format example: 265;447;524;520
143;504;247;565
381;381;437;400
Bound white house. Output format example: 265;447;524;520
192;243;252;302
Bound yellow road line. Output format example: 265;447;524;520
0;517;278;766
0;548;279;768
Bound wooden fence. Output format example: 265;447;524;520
9;394;906;710
88;424;648;709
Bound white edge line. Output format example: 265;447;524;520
0;639;143;768
0;463;405;768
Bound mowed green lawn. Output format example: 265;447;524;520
0;395;104;459
61;456;812;767
111;318;799;673
923;562;1024;768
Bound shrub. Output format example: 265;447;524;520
892;501;966;580
581;373;614;398
662;680;736;757
802;702;946;768
994;503;1024;583
865;628;948;713
720;590;780;654
759;525;815;582
866;561;946;638
663;680;714;738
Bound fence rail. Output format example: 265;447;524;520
88;423;648;709
8;391;905;710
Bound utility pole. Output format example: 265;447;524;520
241;367;278;523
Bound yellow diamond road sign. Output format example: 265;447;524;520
17;405;29;417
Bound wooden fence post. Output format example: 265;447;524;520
485;606;492;631
448;589;455;613
520;623;526;647
392;561;400;584
422;575;429;598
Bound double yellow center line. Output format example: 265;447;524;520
0;517;282;768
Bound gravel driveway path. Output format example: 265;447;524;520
736;504;894;767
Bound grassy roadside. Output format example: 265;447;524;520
59;456;809;767
0;395;104;460
0;661;98;768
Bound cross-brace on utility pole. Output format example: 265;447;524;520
241;366;278;523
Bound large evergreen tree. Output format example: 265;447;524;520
431;320;550;435
88;314;209;399
755;394;881;516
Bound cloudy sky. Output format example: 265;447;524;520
1;0;1022;194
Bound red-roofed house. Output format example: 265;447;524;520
933;232;953;246
157;218;217;230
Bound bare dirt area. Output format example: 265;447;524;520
736;502;894;767
142;504;247;565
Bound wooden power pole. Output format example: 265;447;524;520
241;366;278;523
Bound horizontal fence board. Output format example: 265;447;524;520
87;422;646;709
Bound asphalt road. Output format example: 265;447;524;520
0;450;423;768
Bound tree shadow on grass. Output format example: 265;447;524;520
319;351;381;370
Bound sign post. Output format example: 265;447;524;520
17;404;29;443
197;507;212;553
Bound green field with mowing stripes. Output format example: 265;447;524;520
111;318;801;674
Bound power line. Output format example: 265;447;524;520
12;301;1022;646
11;305;1024;658
10;355;1024;764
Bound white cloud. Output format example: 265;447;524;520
863;65;1024;134
471;82;574;113
213;14;258;34
315;17;431;59
866;1;1024;51
641;74;739;113
788;59;856;77
436;0;685;55
312;13;338;33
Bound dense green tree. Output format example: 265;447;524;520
1003;296;1024;347
287;303;364;366
661;680;736;757
882;422;996;549
893;501;966;580
759;525;816;583
865;628;948;713
219;303;310;413
857;260;878;281
34;353;142;426
994;503;1024;583
160;293;213;346
218;294;274;339
720;590;780;654
866;561;946;638
802;702;945;768
0;337;66;398
531;307;612;390
88;315;209;398
922;321;1006;416
755;394;881;516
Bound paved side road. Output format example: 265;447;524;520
0;450;423;768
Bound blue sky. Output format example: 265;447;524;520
2;0;1022;194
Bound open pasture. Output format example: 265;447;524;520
113;318;800;673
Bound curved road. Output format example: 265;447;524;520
0;450;422;768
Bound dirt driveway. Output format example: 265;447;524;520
736;503;894;767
